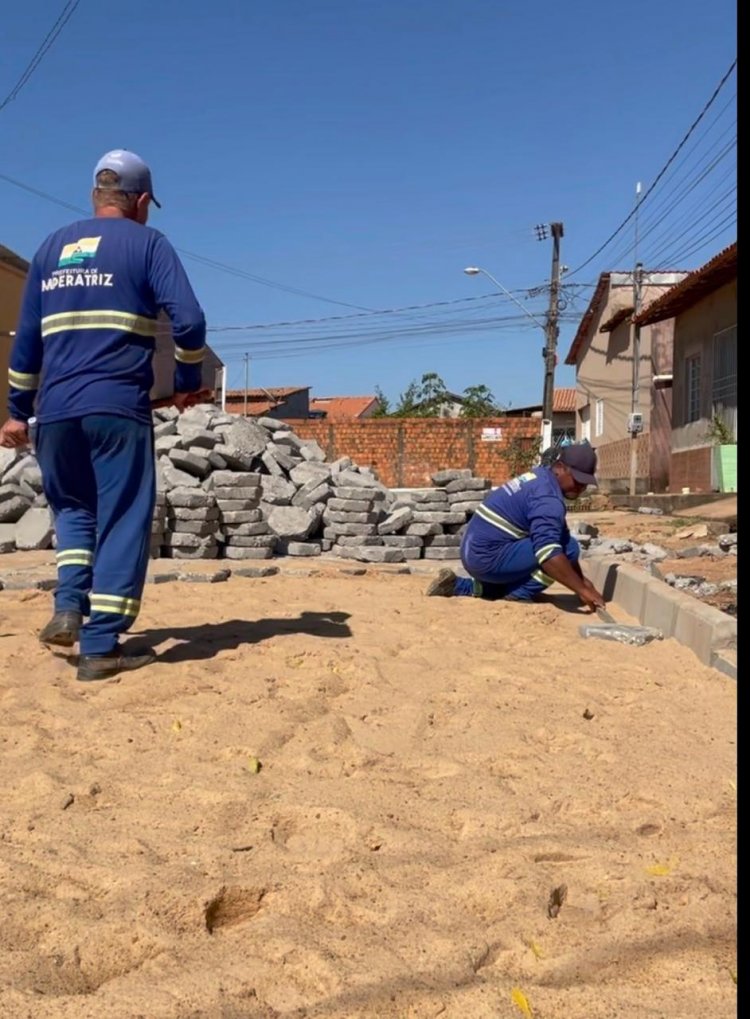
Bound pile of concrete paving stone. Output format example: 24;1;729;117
0;405;492;564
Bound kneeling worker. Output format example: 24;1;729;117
427;443;606;611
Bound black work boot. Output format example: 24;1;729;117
425;568;458;597
39;611;83;648
77;647;156;682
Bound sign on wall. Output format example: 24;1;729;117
480;427;503;442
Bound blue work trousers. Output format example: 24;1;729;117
35;415;155;656
457;530;581;601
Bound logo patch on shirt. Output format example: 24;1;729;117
58;236;102;268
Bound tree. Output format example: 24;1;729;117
460;384;502;418
374;373;503;418
371;386;391;417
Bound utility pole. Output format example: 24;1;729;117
243;353;250;418
628;182;645;496
541;222;564;449
628;262;645;494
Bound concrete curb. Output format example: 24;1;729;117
583;556;737;678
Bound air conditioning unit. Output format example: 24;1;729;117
627;412;644;435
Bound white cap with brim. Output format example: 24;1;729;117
93;149;161;208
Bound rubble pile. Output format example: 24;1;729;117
0;406;492;564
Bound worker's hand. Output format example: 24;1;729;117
0;418;29;449
577;578;606;612
171;389;213;414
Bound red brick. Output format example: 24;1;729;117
281;417;539;487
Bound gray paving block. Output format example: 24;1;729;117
444;476;490;493
406;522;443;536
711;649;737;679
161;462;201;489
422;547;462;559
220;510;264;524
332;486;385;502
331;535;382;547
154;435;182;455
161;544;220;560
166;488;216;509
337;546;406;563
212;487;262;502
222;546;274;560
381;534;423;547
284;541;322;557
412;511;466;525
168;506;220;521
292;482;331;511
409;490;449;504
423;534;461;547
224;534;278;548
323;522;378;537
168;448;212;479
209;471;262;488
324;509;380;525
0;496;32;524
170;520;219;537
673;599;737;666
14;507;54;550
642;583;685;638
178;569;231;583
431;469;472;486
448;502;482;514
378;506;414;534
611;563;650;620
233;565;280;577
327;497;374;513
220;521;270;537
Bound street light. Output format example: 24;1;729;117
463;266;546;329
463;266;552;447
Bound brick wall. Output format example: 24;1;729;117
281;417;540;488
594;434;652;494
669;446;712;494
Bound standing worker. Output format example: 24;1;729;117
0;150;207;681
426;443;607;610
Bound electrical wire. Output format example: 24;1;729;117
0;1;81;113
566;57;737;278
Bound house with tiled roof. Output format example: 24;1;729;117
565;268;688;493
504;388;577;444
309;395;381;420
634;242;737;494
223;386;311;419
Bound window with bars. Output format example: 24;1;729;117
579;403;591;441
594;399;604;436
685;354;701;423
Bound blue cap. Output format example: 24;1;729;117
93;149;161;208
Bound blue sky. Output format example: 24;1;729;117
1;0;736;406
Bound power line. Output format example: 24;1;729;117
567;57;737;278
207;289;543;334
0;170;372;310
0;1;81;113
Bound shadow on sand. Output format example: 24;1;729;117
125;610;352;664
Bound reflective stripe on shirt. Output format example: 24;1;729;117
475;504;529;538
41;310;158;338
8;368;40;391
174;344;205;364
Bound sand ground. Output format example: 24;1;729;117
0;565;737;1019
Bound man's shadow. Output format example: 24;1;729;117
124;610;352;665
539;592;595;615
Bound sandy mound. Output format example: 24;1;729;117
0;571;736;1018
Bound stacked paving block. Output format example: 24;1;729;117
1;406;497;565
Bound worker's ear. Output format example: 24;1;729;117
135;192;151;225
